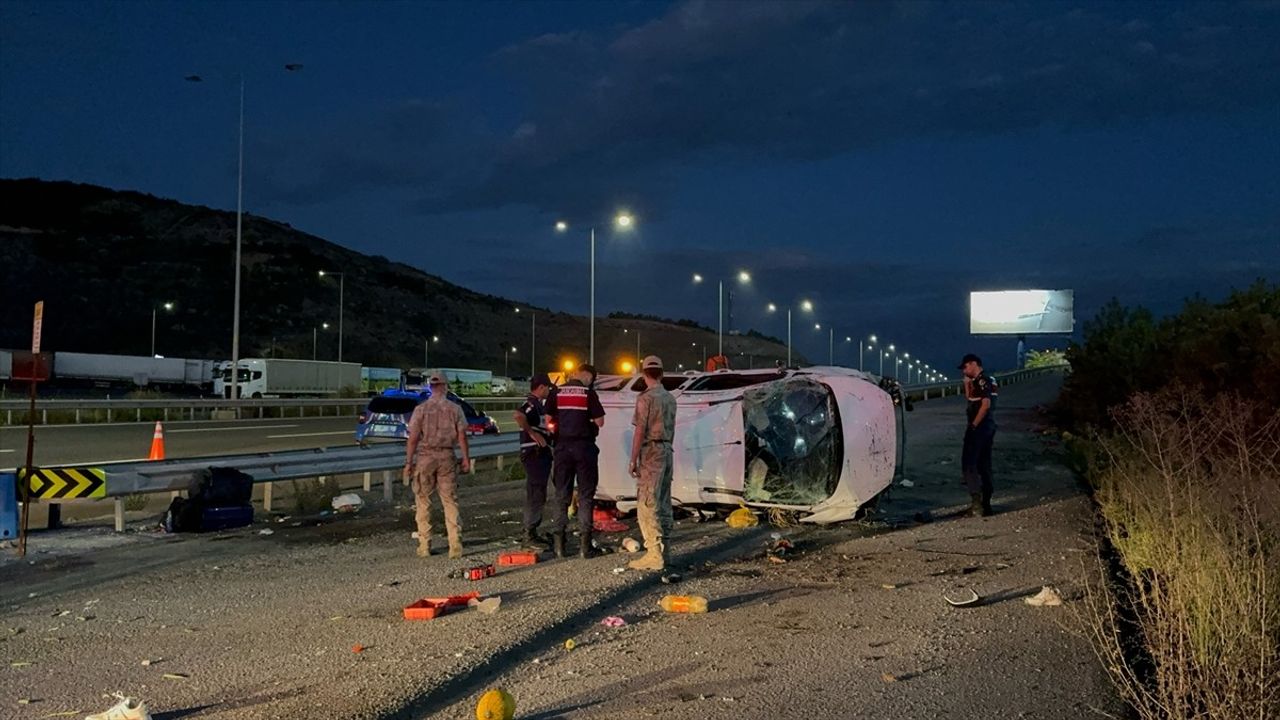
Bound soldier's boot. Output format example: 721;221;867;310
447;531;463;559
981;489;994;516
523;528;552;549
553;531;566;559
579;528;603;559
968;493;988;517
628;542;665;571
416;539;432;558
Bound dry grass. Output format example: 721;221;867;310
1081;389;1279;719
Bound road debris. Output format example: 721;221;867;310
257;529;274;536
898;479;915;487
881;672;898;683
475;688;516;720
563;638;576;651
659;595;708;613
1025;586;1063;607
468;596;502;614
944;589;981;607
661;572;683;584
162;672;190;680
601;616;627;627
881;584;898;590
611;567;627;575
331;493;363;512
726;507;758;528
621;537;641;553
352;644;364;654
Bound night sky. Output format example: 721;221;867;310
3;1;1277;372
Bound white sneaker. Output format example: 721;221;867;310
85;695;151;720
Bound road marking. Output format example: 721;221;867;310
267;431;354;439
0;449;14;453
167;424;301;434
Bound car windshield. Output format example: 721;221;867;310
741;378;843;506
367;396;420;415
222;369;252;382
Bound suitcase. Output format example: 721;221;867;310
200;504;254;531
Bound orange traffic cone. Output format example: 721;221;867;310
148;421;166;461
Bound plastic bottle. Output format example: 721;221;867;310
659;595;708;614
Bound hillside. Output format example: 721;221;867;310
0;179;797;375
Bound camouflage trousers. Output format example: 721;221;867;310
412;449;461;547
635;442;674;555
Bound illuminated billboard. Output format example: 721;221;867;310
970;290;1074;335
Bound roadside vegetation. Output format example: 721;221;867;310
1061;282;1279;719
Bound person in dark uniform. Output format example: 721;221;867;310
512;373;554;549
544;363;606;558
959;353;998;516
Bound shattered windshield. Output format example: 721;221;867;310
742;378;843;506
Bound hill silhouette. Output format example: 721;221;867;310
0;179;796;375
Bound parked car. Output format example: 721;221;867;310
355;389;499;445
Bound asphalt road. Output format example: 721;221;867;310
0;417;362;470
0;371;1123;719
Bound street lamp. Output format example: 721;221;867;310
424;335;439;368
887;344;897;377
766;299;814;367
504;346;517;377
185;63;301;401
692;341;706;368
693;271;751;357
150;301;175;356
555;212;635;365
516;307;535;376
623;328;640;362
312;322;329;360
318;270;345;362
865;334;878;374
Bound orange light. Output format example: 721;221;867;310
621;360;634;374
562;359;576;372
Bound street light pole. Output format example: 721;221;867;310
590;226;595;365
828;327;834;365
318;271;345;362
787;309;792;367
230;76;245;401
718;280;723;357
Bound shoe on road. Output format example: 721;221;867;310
86;695;151;720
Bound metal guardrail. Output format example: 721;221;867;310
901;365;1067;401
0;396;525;426
21;434;519;532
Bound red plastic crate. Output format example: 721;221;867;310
403;592;480;620
497;550;539;566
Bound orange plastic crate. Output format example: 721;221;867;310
497;550;539;566
403;592;480;620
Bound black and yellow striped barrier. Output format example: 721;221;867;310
18;467;107;500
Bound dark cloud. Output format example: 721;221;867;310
259;0;1280;216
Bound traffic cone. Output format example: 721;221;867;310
148;421;166;461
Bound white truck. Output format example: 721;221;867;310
221;358;361;398
53;352;216;389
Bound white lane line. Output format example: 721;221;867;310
267;431;355;439
0;449;14;453
168;424;301;434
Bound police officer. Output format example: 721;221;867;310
512;373;554;548
544;363;606;558
627;355;677;571
959;354;998;516
404;374;472;557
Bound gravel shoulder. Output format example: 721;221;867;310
0;374;1123;719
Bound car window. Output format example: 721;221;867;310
367;396;420;414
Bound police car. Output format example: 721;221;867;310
589;366;908;524
355;389;499;445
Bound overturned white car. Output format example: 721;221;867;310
588;366;907;524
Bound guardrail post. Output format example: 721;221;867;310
383;470;393;502
263;482;274;512
136;408;141;422
258;407;264;419
107;408;112;423
76;408;81;423
42;409;47;424
363;471;372;492
164;408;169;422
496;454;505;471
114;498;125;532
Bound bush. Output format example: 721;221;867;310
1058;282;1280;430
1082;389;1279;719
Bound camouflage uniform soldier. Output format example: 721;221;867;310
404;374;471;558
627;355;677;571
